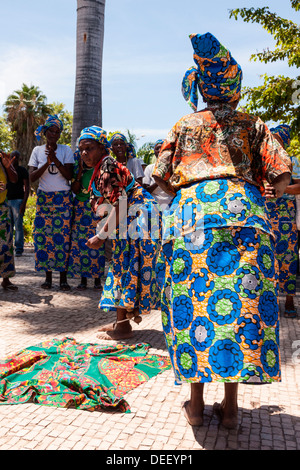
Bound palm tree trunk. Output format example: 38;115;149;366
71;0;106;151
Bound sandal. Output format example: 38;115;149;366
41;281;52;289
213;402;238;429
76;282;87;290
182;401;203;426
59;282;71;291
1;281;18;291
284;309;297;318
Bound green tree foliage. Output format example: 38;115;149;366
137;142;156;165
4;84;52;166
48;102;73;146
229;2;300;157
0;117;13;153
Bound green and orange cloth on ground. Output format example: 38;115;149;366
0;337;171;413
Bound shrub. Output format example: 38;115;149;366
23;194;36;243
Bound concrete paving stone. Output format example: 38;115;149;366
0;248;300;450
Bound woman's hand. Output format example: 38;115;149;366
0;181;6;192
1;152;15;169
45;145;58;165
86;235;105;249
264;183;276;198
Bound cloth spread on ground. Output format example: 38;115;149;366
0;337;171;413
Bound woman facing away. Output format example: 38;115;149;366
265;124;300;319
77;126;161;341
0;151;18;290
152;32;292;429
29;115;74;290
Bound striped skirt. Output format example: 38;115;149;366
68;198;105;279
33;191;73;272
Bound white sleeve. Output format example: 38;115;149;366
132;158;144;179
143;164;154;185
63;146;75;164
28;147;39;167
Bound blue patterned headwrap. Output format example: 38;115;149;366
109;133;134;158
154;139;164;147
34;114;64;141
182;32;243;111
270;124;291;149
78;126;111;155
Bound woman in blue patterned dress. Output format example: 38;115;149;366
0;152;18;290
68;150;106;290
152;33;292;428
29;115;74;290
78;126;161;340
265;125;300;318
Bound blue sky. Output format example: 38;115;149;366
0;0;298;148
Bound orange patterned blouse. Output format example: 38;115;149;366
153;103;292;193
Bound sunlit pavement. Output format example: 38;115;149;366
0;246;299;450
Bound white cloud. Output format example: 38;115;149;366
0;41;75;110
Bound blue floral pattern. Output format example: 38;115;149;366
161;179;281;384
67;198;105;279
33;191;73;272
99;186;161;315
266;197;298;295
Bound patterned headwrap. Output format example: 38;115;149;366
78;126;111;155
182;32;243;111
154;139;164;147
270;124;291;149
109;133;134;158
34;114;64;141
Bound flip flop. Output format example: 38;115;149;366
182;401;203;426
76;283;87;290
59;283;71;291
96;330;134;341
284;309;297;318
213;402;238;429
1;282;18;291
41;281;52;289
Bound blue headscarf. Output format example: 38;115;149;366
182;32;243;111
34;114;63;141
109;133;135;158
78;126;111;155
270;124;291;149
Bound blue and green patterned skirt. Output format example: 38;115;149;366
158;178;281;384
33;190;73;272
68;198;105;279
0;202;15;278
99;186;161;315
266;197;298;296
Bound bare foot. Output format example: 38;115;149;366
98;322;115;332
182;400;203;426
213;402;238;429
96;329;134;341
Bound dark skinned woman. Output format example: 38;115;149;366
0;151;18;290
78;126;161;341
152;32;291;429
29;115;74;290
110;133;144;185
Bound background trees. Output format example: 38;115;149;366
229;1;300;157
0;84;73;166
4;84;52;166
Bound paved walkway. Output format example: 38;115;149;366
0;246;299;451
